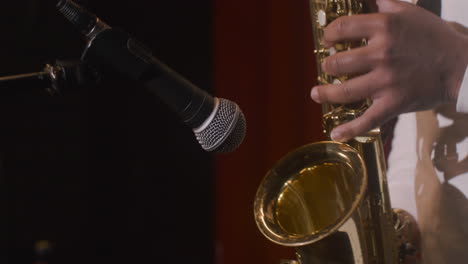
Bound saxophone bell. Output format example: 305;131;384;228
254;141;368;264
254;142;366;247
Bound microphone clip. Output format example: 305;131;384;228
0;60;101;96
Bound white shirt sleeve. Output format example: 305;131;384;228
456;65;468;113
442;1;468;113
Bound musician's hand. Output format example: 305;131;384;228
310;0;468;142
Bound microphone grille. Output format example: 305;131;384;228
194;98;246;153
57;0;97;34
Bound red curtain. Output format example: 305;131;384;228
214;0;322;263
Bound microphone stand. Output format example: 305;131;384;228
0;60;100;95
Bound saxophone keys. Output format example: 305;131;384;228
313;48;329;55
317;75;330;85
393;209;422;263
317;9;327;26
333;78;342;85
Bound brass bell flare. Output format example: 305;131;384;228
254;141;367;247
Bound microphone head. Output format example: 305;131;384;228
57;0;97;34
194;98;246;153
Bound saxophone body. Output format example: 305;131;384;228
253;1;419;263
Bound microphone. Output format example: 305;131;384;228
56;0;246;153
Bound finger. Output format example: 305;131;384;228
311;73;380;104
330;98;396;142
322;14;387;47
321;46;375;76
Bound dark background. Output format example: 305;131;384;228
0;0;324;263
0;0;213;263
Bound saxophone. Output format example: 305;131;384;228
253;1;420;263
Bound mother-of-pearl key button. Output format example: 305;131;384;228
317;10;327;26
333;79;342;85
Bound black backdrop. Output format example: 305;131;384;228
0;0;213;263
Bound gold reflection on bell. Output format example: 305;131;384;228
275;162;357;236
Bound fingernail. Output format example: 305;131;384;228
311;87;321;103
331;129;345;142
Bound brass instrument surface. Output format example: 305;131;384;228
254;142;367;248
254;0;419;263
275;162;358;236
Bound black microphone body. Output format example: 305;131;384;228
57;0;246;152
82;28;214;129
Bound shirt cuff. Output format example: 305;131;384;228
456;65;468;113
